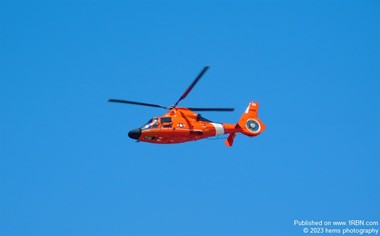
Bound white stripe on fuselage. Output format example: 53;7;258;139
211;123;224;136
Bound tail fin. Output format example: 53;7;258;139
238;101;266;136
225;102;266;147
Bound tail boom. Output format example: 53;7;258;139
224;101;266;146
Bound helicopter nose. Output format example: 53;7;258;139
128;128;141;140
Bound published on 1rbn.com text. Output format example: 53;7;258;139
294;219;379;235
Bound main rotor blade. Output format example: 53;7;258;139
173;66;209;107
108;99;167;109
188;107;235;112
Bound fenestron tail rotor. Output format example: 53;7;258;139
109;66;234;112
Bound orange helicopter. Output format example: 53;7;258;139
109;66;266;146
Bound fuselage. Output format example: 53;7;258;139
128;108;238;144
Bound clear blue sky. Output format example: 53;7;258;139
1;0;379;235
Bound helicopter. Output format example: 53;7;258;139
109;66;265;146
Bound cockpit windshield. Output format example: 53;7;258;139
141;118;159;130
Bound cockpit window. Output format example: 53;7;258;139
140;117;172;130
141;119;152;130
141;118;158;130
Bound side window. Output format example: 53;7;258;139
161;117;172;128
